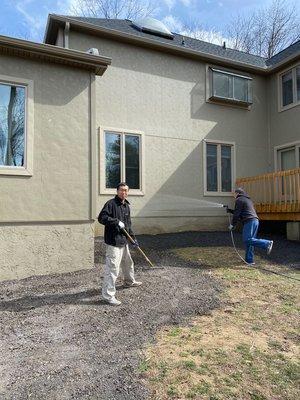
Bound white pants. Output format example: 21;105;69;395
102;244;135;301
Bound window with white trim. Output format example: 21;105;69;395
277;143;300;171
209;68;252;106
0;82;26;167
280;65;300;110
204;141;235;194
0;75;33;176
103;129;143;192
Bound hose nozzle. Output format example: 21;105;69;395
222;204;232;213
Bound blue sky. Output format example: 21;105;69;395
0;0;299;43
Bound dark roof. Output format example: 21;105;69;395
67;17;267;68
46;15;300;71
267;39;300;66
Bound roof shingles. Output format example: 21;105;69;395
56;16;300;70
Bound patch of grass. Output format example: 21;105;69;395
249;391;267;400
268;339;283;350
179;351;189;357
142;246;300;400
196;363;209;374
251;324;262;332
166;384;178;398
138;358;150;374
190;347;205;356
181;359;197;370
168;327;181;337
187;381;211;398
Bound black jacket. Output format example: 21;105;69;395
98;196;135;246
230;191;258;227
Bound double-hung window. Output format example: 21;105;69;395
100;128;144;194
279;65;300;110
276;142;300;171
0;75;33;176
208;67;252;106
204;140;235;195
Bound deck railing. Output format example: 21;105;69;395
236;168;300;214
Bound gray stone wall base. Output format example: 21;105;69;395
287;221;300;241
0;222;94;282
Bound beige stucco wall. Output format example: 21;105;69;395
0;222;94;281
0;55;91;222
68;31;269;235
0;54;95;280
268;67;300;170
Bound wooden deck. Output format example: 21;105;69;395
236;168;300;221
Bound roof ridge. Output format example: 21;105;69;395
175;32;267;60
48;15;299;69
63;15;267;61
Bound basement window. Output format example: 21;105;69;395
209;68;253;106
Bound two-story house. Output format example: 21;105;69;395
0;15;299;281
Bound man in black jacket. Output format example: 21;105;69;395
228;188;273;264
98;182;142;306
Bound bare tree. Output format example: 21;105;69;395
227;0;300;58
70;0;158;20
181;18;226;46
226;13;256;54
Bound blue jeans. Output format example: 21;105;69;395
242;219;271;263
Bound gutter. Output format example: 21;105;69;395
0;34;111;76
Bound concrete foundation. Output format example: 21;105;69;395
94;216;228;237
287;222;300;241
0;222;94;281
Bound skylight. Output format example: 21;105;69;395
132;17;174;39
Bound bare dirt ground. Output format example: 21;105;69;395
0;232;231;400
0;231;298;400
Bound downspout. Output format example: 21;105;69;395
64;22;70;48
267;75;272;172
89;72;97;220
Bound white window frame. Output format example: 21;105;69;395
274;141;300;171
203;139;236;196
99;126;145;195
206;65;253;108
0;75;34;176
278;63;300;112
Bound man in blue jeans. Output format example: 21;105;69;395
228;188;273;265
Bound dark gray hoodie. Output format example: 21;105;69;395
232;190;258;227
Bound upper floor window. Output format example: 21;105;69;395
100;128;144;195
0;76;33;176
280;65;300;110
0;82;25;167
208;68;252;106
